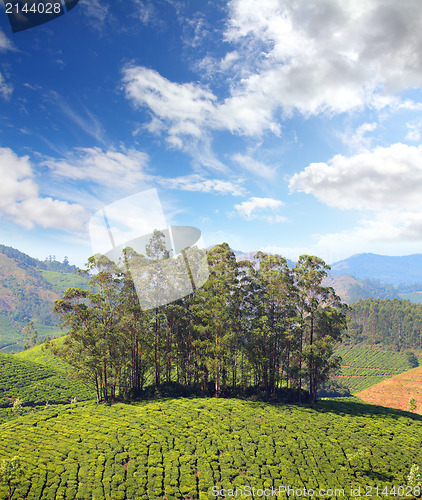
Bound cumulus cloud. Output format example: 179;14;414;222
223;0;422;117
234;196;286;222
0;148;88;230
122;0;422;166
46;147;149;189
289;143;422;211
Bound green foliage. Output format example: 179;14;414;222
0;245;83;351
334;346;414;393
0;456;25;500
54;246;347;404
1;398;422;499
0;350;94;408
39;270;89;294
408;397;417;412
347;298;422;350
406;351;419;368
12;398;23;414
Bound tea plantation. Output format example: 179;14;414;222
0;347;95;409
1;397;422;499
334;347;413;392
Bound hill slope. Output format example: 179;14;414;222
1;398;422;499
357;366;422;413
0;245;88;352
334;347;413;393
0;341;95;409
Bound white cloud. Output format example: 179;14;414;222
0;73;13;100
0;148;88;230
307;210;422;263
123;66;216;139
289;143;422;211
234;196;286;222
79;0;110;27
232;153;277;179
122;0;422;163
406;122;421;142
223;0;422;118
0;30;16;52
157;174;246;196
46;147;149;189
340;122;378;151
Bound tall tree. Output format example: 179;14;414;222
193;243;238;396
53;255;124;402
294;255;347;403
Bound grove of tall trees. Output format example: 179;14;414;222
52;235;347;404
347;298;422;350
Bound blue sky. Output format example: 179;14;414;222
1;0;422;267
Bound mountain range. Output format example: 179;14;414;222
330;253;422;285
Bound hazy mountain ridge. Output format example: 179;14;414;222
330;252;422;285
0;245;88;352
235;250;422;303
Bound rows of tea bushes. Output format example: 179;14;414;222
0;351;94;407
1;398;422;499
334;347;413;393
15;337;72;372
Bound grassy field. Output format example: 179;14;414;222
357;365;422;414
334;347;413;393
1;398;422;499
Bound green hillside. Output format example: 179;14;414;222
1;398;422;499
39;270;89;295
15;336;72;372
0;343;95;409
334;347;413;393
0;245;87;352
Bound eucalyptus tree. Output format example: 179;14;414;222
236;258;259;388
248;252;297;394
53;254;125;402
192;243;239;396
294;255;347;403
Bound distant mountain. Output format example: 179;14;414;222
330;253;422;285
234;249;422;303
0;245;88;353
